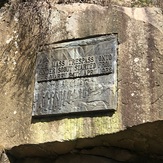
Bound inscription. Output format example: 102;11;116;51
33;76;116;115
33;35;117;116
37;45;115;81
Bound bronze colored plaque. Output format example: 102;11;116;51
32;35;117;116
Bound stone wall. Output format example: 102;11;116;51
0;0;163;162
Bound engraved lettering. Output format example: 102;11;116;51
33;35;117;116
37;54;113;81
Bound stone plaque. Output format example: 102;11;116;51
32;35;117;116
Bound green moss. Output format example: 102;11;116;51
131;0;153;7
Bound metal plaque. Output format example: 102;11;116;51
32;35;117;116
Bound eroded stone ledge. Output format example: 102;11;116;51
2;121;162;163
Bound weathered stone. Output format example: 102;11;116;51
0;152;10;163
29;3;163;143
7;121;163;162
0;1;163;162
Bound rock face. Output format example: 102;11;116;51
0;0;163;162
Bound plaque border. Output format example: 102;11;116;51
32;35;118;117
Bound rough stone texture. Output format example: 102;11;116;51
0;154;10;163
29;3;163;144
7;121;163;162
0;149;11;163
4;122;163;163
30;0;163;8
0;0;163;161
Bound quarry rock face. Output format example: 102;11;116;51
0;0;163;162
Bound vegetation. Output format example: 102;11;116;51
131;0;162;7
